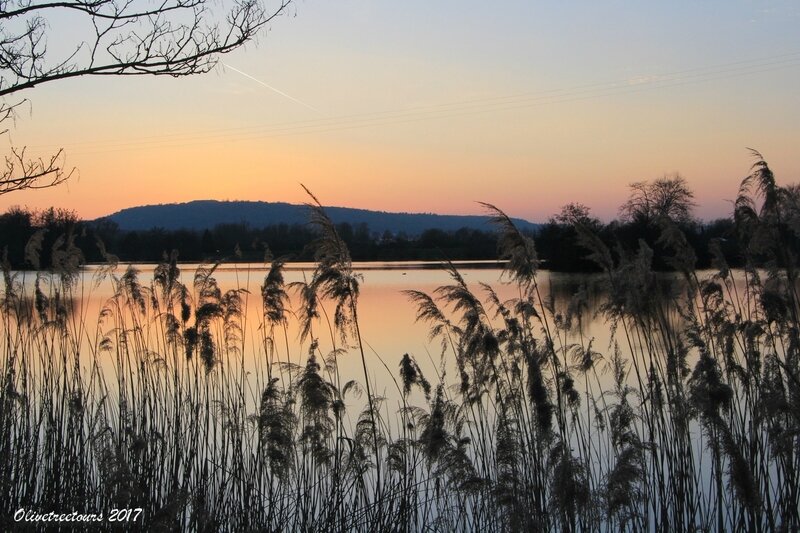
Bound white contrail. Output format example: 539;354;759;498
222;62;320;113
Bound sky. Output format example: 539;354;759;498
1;0;799;222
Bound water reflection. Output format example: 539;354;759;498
6;262;695;376
4;261;791;531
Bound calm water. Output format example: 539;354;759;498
9;260;730;407
8;260;696;403
80;262;614;384
7;261;784;531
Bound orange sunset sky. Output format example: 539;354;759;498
1;1;799;222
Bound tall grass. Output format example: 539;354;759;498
1;160;799;531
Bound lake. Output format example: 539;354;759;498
1;259;795;532
14;261;619;402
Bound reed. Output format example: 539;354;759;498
0;159;798;531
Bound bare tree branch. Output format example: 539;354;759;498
0;146;72;194
0;0;292;195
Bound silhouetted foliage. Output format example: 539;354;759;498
1;157;800;532
620;175;696;225
0;204;748;272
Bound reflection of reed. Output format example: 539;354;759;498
2;280;80;327
1;159;798;532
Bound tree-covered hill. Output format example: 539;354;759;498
100;200;539;236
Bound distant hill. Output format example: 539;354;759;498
98;200;538;236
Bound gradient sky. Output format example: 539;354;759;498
1;0;799;222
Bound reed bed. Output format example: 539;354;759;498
1;158;799;532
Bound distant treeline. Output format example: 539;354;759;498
0;201;743;271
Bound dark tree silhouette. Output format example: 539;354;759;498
554;202;596;226
619;175;696;224
0;0;292;195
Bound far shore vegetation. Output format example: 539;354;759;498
1;154;799;531
1;176;742;271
